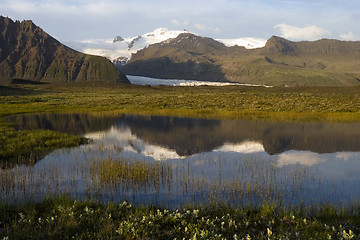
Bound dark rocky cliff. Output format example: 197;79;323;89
0;16;129;83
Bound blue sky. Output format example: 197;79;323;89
0;0;359;42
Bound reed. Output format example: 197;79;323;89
90;157;172;189
0;148;356;210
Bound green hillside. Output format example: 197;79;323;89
0;16;129;83
124;33;360;86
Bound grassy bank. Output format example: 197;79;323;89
1;83;360;122
0;126;87;167
0;196;359;239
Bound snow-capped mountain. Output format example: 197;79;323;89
65;28;266;65
217;37;267;49
65;28;190;63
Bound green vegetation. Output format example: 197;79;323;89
91;157;172;188
1;82;360;121
0;126;87;168
0;196;359;239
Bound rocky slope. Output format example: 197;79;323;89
123;33;247;81
123;33;360;86
0;16;129;83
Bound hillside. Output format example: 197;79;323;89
123;33;247;81
123;33;360;86
0;16;129;83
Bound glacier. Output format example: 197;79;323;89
127;75;272;87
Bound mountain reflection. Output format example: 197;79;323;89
7;113;360;155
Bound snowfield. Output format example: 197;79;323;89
217;37;266;49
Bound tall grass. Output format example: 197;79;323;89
0;141;356;210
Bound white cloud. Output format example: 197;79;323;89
274;23;331;40
194;23;208;31
2;0;121;18
213;141;265;154
194;23;221;34
85;126;184;161
276;151;326;167
335;152;358;161
171;19;180;25
171;19;189;27
1;0;358;42
339;31;359;41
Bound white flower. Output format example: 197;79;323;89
267;228;272;237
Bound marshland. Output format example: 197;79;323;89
1;83;360;239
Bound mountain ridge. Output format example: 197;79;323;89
0;16;129;83
65;28;267;65
123;33;360;86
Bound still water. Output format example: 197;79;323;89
2;114;360;208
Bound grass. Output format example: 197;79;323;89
0;196;359;239
1;82;360;121
0;127;87;168
91;157;172;188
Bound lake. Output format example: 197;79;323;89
3;113;360;208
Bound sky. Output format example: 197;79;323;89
1;0;359;42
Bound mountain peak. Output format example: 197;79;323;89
0;16;129;83
143;28;190;41
152;27;169;35
113;36;124;43
160;33;227;53
265;36;298;56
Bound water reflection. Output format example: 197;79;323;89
7;114;360;155
3;113;360;207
